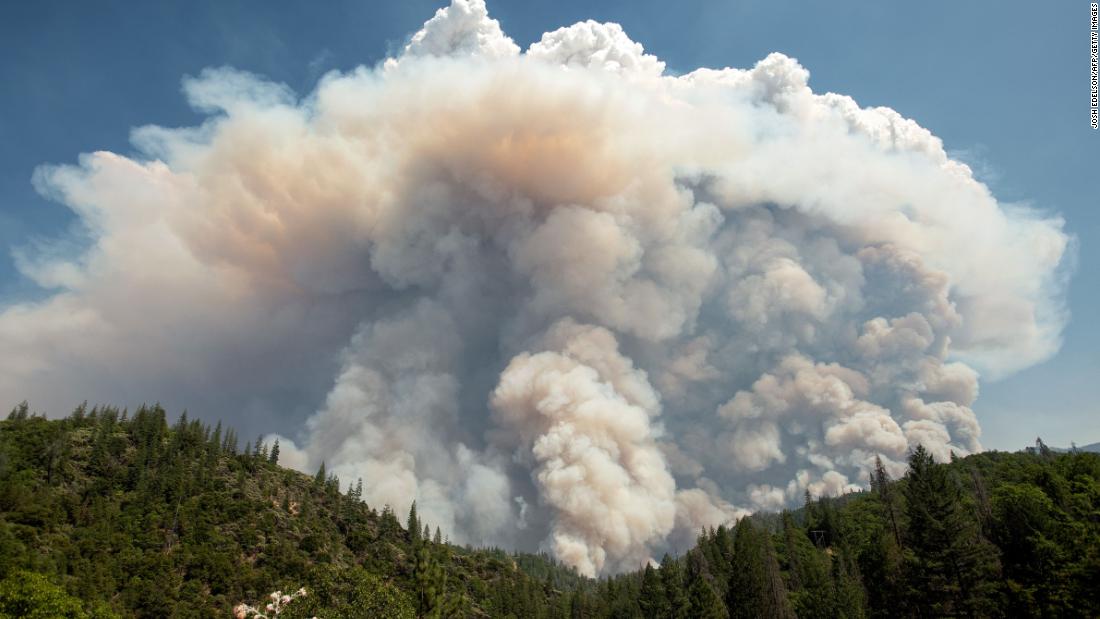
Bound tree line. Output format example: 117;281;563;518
1;402;1098;617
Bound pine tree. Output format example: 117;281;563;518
831;545;866;618
660;554;690;619
209;421;222;455
859;456;905;617
968;467;993;537
780;510;843;619
7;401;29;421
687;567;728;618
325;473;340;497
407;501;421;545
1035;437;1052;460
988;481;1067;614
222;428;237;455
433;526;442;545
727;517;794;619
903;444;1000;617
872;454;902;546
780;512;804;593
639;562;669;618
568;589;585;619
43;432;69;486
379;504;400;537
268;439;279;464
713;525;734;577
413;539;446;618
313;461;326;488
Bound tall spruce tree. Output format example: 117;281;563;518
413;539;445;618
727;517;794;619
780;511;839;619
659;554;690;619
871;454;902;546
685;550;727;619
903;444;1000;617
688;577;728;619
861;456;905;617
858;527;904;618
639;563;669;618
407;501;421;545
830;545;866;619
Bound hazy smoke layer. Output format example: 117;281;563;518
0;0;1071;575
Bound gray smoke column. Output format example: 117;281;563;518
0;0;1072;575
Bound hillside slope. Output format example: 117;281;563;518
0;403;584;617
2;404;1099;617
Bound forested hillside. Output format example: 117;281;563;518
0;403;584;617
1;403;1098;617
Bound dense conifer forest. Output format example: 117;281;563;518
0;402;1097;617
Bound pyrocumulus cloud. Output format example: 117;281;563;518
0;0;1071;575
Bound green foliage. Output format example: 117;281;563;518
407;500;421;546
0;406;582;617
413;540;446;617
777;444;1100;618
726;517;793;619
659;553;690;619
780;511;841;619
268;439;280;465
638;563;668;617
902;445;1000;616
2;407;1099;618
280;566;415;619
0;571;117;619
687;576;727;619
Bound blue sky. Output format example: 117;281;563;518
0;0;1096;450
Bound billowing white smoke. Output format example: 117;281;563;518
0;0;1071;575
490;320;677;577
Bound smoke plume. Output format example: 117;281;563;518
0;0;1071;575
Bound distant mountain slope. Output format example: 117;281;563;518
1029;439;1100;454
1062;441;1100;453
